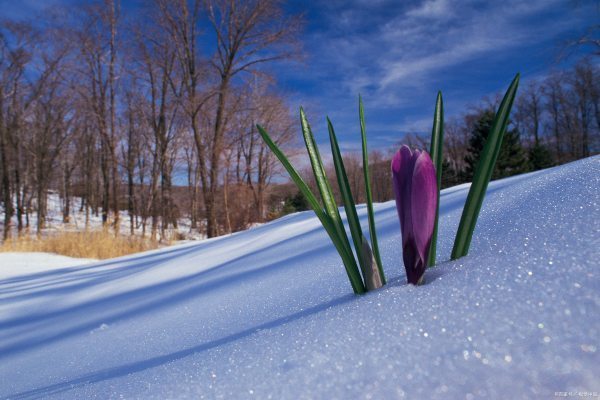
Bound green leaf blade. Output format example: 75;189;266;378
327;118;370;286
427;91;444;267
257;124;322;217
359;96;386;284
451;74;520;260
299;109;357;263
257;123;366;294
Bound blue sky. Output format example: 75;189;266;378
1;0;597;154
276;0;598;153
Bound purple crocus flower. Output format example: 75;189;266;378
391;145;438;285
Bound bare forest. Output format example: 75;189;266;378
0;0;303;241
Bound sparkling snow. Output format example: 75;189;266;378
0;253;96;280
0;157;598;399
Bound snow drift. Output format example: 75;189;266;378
0;156;598;399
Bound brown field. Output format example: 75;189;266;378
0;230;166;260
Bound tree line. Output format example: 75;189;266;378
315;59;600;206
403;59;599;190
0;0;301;241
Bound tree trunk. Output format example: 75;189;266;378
108;0;119;233
110;145;120;233
15;167;23;232
206;80;229;238
101;145;110;225
0;126;12;240
36;184;46;235
127;161;135;236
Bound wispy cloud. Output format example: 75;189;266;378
330;0;565;98
0;0;76;21
405;0;452;19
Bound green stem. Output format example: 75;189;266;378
327;118;371;287
359;96;386;283
299;108;356;268
427;91;444;267
257;124;365;294
451;74;520;260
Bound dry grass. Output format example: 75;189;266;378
0;230;166;259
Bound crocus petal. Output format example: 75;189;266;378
411;151;438;263
402;240;421;284
392;145;416;247
392;145;438;285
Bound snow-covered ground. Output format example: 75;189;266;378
0;156;598;399
0;253;96;280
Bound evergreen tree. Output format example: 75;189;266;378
464;109;529;180
289;191;308;211
441;159;464;189
528;144;554;170
280;191;308;215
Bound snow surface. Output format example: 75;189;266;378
0;253;96;280
0;157;598;399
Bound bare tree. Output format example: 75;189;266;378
515;80;544;146
28;65;73;234
543;73;567;160
543;61;600;162
0;22;48;238
368;150;393;202
71;0;121;229
235;82;295;222
573;60;596;157
198;0;301;237
133;14;182;241
0;24;26;239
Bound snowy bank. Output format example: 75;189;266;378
0;156;598;399
0;253;96;280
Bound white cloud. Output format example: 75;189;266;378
406;0;452;19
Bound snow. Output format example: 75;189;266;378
0;253;96;280
0;156;598;399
